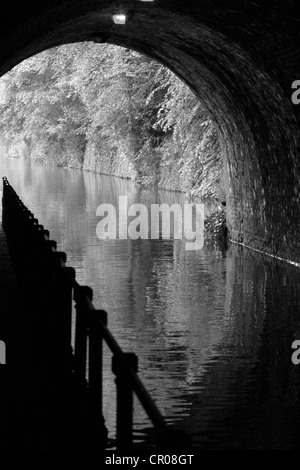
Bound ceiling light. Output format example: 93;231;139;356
112;14;127;25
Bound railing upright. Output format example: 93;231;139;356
88;309;107;427
112;352;138;450
74;286;90;384
52;255;75;363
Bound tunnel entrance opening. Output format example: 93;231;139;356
0;42;224;209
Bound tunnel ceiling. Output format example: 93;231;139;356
1;1;300;261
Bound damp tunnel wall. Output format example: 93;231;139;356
0;1;300;260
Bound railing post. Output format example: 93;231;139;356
88;309;108;446
74;286;92;383
112;352;138;450
53;267;75;350
89;310;107;418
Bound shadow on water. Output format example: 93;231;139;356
1;158;300;449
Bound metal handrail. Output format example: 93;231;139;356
73;279;167;431
2;176;172;450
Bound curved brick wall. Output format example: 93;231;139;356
0;1;300;260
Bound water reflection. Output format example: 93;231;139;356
1;157;300;449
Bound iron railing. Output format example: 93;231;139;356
2;177;186;451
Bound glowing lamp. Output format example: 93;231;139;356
112;14;126;24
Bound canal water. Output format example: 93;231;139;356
1;157;300;449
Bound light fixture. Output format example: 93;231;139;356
112;13;127;24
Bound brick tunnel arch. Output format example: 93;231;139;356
1;1;300;260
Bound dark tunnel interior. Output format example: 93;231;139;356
0;1;300;260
